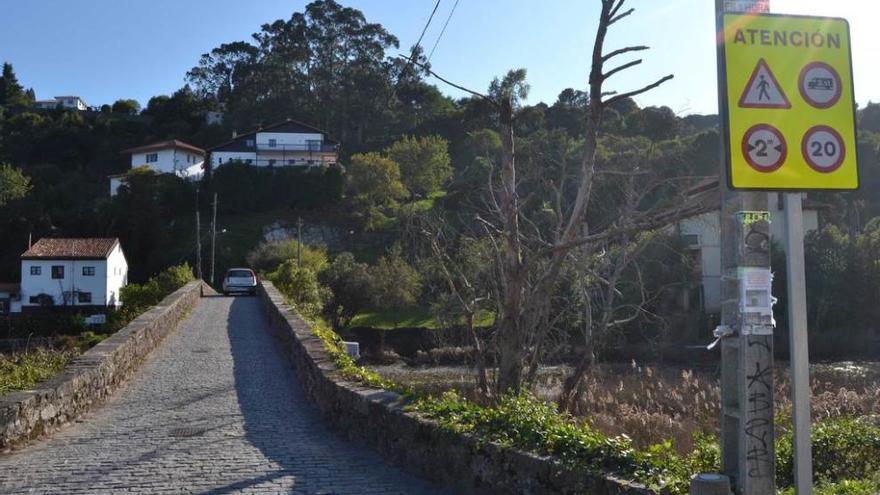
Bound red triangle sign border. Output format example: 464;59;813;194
738;58;792;110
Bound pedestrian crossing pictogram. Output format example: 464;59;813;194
738;59;791;109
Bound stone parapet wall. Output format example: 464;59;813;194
258;281;654;495
0;281;205;451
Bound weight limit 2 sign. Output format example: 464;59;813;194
720;14;858;190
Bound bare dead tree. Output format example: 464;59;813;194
408;0;719;395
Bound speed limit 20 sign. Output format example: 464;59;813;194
719;14;858;190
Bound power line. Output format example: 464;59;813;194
413;0;443;57
389;0;442;106
428;0;461;62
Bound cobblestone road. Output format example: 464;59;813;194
0;296;448;494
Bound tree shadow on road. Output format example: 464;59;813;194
217;296;446;495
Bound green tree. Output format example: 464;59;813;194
111;99;141;115
0;164;31;206
368;248;421;312
859;102;880;133
385;135;451;197
320;252;372;330
346;152;407;206
0;63;31;108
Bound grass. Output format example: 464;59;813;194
351;308;439;330
351;307;494;330
0;349;77;395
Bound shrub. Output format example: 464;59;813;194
320;252;372;330
368;248;421;312
246;239;328;275
268;260;326;319
156;262;195;294
0;349;76;394
777;417;880;486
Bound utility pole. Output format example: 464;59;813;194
715;1;775;494
210;192;218;286
195;188;203;281
297;216;303;268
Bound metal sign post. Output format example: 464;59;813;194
784;193;812;495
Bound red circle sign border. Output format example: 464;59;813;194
799;61;842;109
741;124;787;173
801;125;846;174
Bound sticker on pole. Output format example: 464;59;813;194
739;59;791;109
802;125;845;173
799;62;842;109
720;13;859;190
742;124;787;172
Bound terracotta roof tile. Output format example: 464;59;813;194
22;238;119;259
120;140;205;156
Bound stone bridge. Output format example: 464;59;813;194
0;295;447;494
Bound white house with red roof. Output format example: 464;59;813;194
110;140;206;196
17;238;128;313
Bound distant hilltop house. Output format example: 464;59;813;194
205;111;224;126
0;238;128;314
34;95;89;111
675;177;823;314
208;119;339;170
110;140;206;196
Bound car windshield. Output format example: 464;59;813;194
227;270;253;279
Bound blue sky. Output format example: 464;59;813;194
1;0;877;116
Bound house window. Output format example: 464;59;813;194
218;157;223;164
78;292;92;304
146;153;158;163
51;266;65;279
30;266;41;276
83;266;95;276
268;139;277;148
288;159;296;165
268;159;276;166
245;159;253;164
307;140;321;151
681;234;700;247
246;139;255;147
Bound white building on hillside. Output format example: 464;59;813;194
110;140;206;196
676;178;822;313
18;238;128;313
34;96;89;111
208;119;339;170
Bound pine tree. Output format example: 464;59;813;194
0;62;28;107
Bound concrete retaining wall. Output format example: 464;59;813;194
0;281;205;451
258;281;654;495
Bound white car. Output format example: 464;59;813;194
222;268;258;296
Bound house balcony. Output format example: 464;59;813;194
246;142;338;153
240;156;338;167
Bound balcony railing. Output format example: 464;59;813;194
232;157;337;167
243;142;338;153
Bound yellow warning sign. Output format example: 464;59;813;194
721;14;858;190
